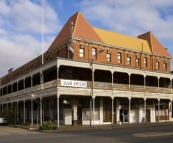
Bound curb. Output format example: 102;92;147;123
132;132;173;137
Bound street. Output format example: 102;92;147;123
0;124;173;143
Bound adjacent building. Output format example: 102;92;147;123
0;11;173;127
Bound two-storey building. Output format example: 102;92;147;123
0;11;172;128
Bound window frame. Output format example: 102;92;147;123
92;48;96;59
107;53;111;62
136;58;139;66
118;53;122;64
79;48;84;57
164;63;167;70
156;61;160;69
144;57;147;67
127;57;131;65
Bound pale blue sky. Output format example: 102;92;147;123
0;0;173;77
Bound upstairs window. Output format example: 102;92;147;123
127;56;131;65
79;45;84;57
107;53;111;62
144;57;147;67
156;61;159;69
92;48;96;59
136;57;139;66
164;63;167;70
118;53;122;64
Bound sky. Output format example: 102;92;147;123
0;0;173;77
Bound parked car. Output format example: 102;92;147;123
0;117;7;125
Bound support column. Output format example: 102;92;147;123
17;101;18;122
57;95;59;130
93;97;95;128
112;98;114;127
23;100;25;123
116;99;120;124
144;76;146;91
129;74;131;91
171;100;172;124
158;99;160;124
157;77;160;91
169;100;172;123
128;98;131;125
40;97;42;124
144;98;146;124
90;98;92;127
31;99;33;126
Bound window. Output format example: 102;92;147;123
92;48;96;59
136;58;139;66
156;61;159;69
144;57;147;67
79;48;84;57
118;53;122;64
127;57;131;65
164;63;167;70
107;53;111;62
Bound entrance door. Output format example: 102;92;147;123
103;99;112;122
77;107;82;125
119;109;128;123
146;110;150;122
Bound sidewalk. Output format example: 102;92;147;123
14;122;173;133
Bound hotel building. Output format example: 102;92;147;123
0;12;172;127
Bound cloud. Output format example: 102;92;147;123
0;0;11;15
78;0;173;50
0;0;62;77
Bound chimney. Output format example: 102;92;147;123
8;68;13;74
165;48;167;50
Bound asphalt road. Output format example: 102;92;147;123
1;124;173;143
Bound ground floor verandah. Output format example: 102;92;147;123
0;94;172;127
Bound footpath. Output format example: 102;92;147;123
13;122;173;137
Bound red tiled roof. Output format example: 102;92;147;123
48;12;78;50
48;11;102;50
138;32;171;57
73;12;103;42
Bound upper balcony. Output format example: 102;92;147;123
0;78;172;103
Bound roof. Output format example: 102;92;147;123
138;32;171;57
93;27;151;53
47;11;171;57
48;11;102;50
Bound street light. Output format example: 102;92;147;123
90;49;104;128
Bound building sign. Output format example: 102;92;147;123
60;79;87;88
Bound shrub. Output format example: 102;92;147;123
39;120;57;130
21;122;29;126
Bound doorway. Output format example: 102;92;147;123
120;109;128;123
146;110;150;122
77;107;82;125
